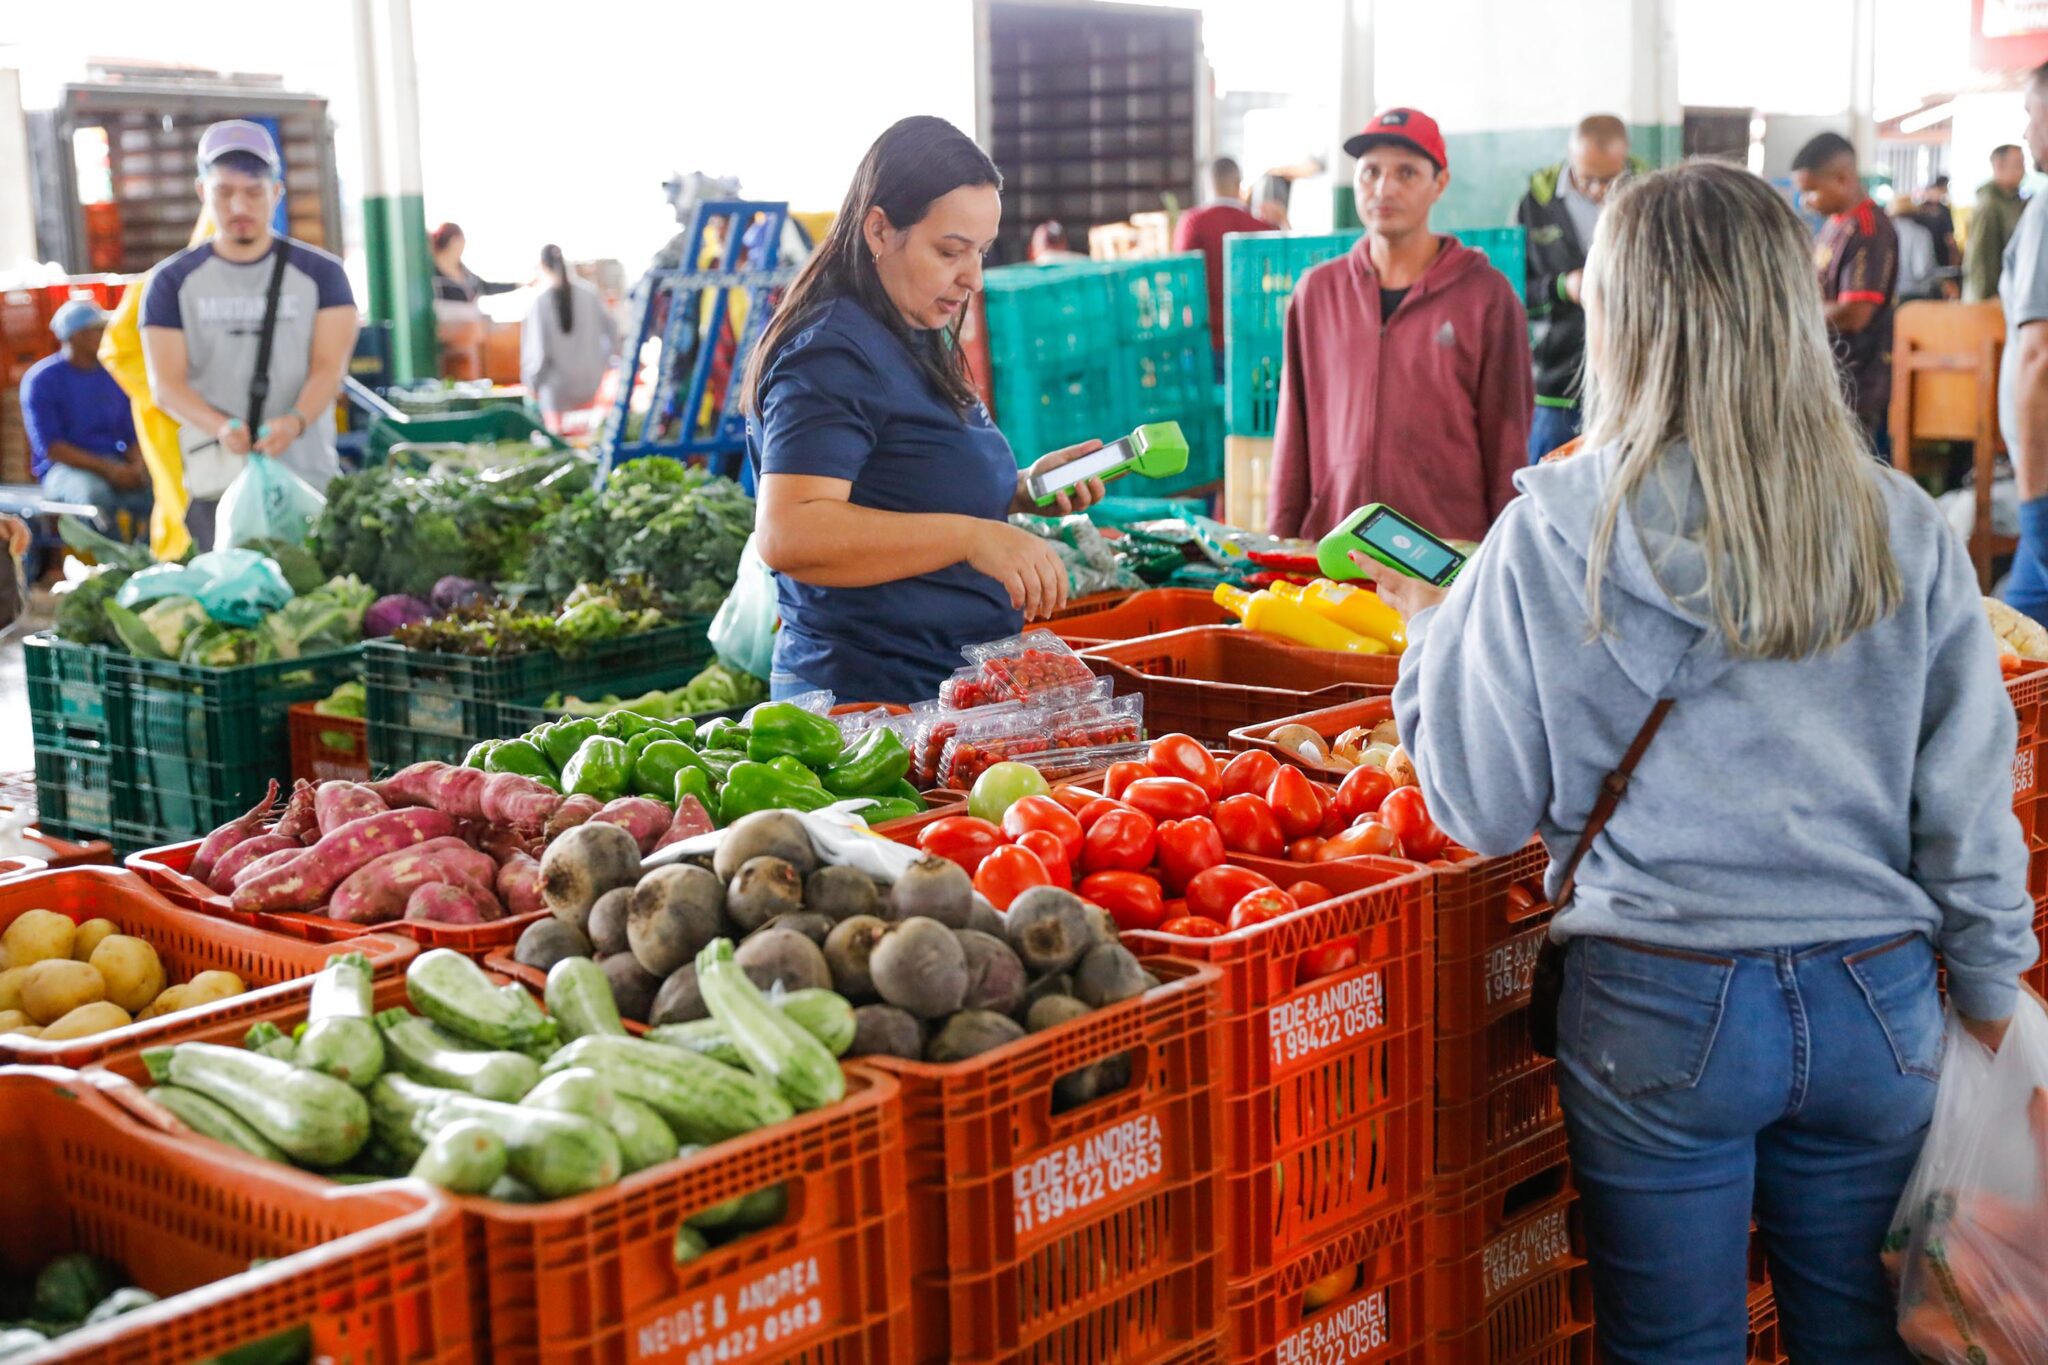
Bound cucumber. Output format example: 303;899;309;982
375;1009;540;1102
409;1118;508;1194
407;949;558;1052
144;1042;369;1168
729;1183;788;1231
486;1175;541;1204
372;1074;620;1199
647;989;855;1065
364;1074;430;1165
673;1225;710;1264
543;1035;793;1144
519;1067;615;1122
676;1144;750;1229
544;957;626;1043
297;952;385;1088
149;1084;288;1163
243;1022;297;1063
696;939;845;1112
607;1096;678;1175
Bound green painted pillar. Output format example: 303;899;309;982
351;0;434;382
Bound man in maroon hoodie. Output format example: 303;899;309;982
1269;108;1532;543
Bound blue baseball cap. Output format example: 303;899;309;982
197;120;281;176
49;300;108;341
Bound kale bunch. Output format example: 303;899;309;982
526;458;753;613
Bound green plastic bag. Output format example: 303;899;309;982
707;535;776;681
217;455;326;551
114;550;293;628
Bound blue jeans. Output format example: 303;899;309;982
2006;494;2048;626
41;463;152;540
1558;933;1940;1364
1528;402;1582;464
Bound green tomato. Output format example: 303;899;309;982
968;761;1051;823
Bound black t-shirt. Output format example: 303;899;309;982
1379;286;1410;322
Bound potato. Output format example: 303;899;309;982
0;966;29;1014
182;971;246;1006
20;959;106;1025
6;1025;42;1038
71;919;120;962
89;936;166;1014
41;1001;132;1040
135;984;192;1021
3;910;76;968
0;1009;31;1032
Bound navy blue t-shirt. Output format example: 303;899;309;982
748;297;1021;704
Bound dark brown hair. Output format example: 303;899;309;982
540;244;573;333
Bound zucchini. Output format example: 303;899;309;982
543;1035;793;1143
486;1175;541;1204
296;952;385;1088
375;1009;540;1102
85;1287;159;1324
545;957;626;1043
608;1095;679;1175
374;1073;620;1199
243;1022;297;1063
676;1144;750;1229
519;1067;615;1122
149;1084;288;1163
696;939;845;1111
364;1075;430;1165
730;1183;788;1231
144;1042;369;1168
673;1225;710;1264
407;949;558;1052
647;989;855;1065
409;1118;508;1194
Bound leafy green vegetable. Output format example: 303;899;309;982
314;681;368;719
263;575;375;658
53;566;133;646
241;538;325;595
180;622;279;667
525;459;752;612
106;595;207;658
548;661;765;719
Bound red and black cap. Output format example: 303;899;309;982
1343;108;1448;172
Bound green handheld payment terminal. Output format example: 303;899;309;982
1317;504;1467;586
1028;420;1189;505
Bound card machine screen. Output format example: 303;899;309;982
1360;512;1462;583
1029;438;1136;499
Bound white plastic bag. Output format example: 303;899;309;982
708;534;777;681
215;455;325;552
1885;993;2048;1362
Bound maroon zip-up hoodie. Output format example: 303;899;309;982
1268;235;1532;543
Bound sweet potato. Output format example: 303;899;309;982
653;795;715;851
232;846;304;888
207;832;299;893
406;880;504;924
315;781;389;836
496;853;545;917
371;762;444;808
273;779;319;842
480;771;564;832
231;808;458;915
189;781;279;885
544;793;603;841
476;825;533;864
327;836;497;924
593;797;673;855
373;762;487;819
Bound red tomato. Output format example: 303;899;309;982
1122;777;1211;823
1161;898;1188;920
1301;941;1360;981
973;844;1051;910
1266;767;1324;839
1050;786;1097;816
1228;886;1300;931
1286;880;1334;906
1082;807;1158;874
1380;787;1448;860
1015;829;1073;888
1076;796;1134;831
917;815;1008;874
1148;734;1221;799
1003;794;1084;863
1320;821;1402;860
1104;761;1159;800
1159;915;1227;938
1220;749;1282;799
1214;794;1286;857
1080;870;1167;931
1288;836;1327;864
1319;801;1349;837
1332;766;1395;825
1156;816;1227;893
1186;864;1277;921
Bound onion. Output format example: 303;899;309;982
1268;724;1330;764
1356;743;1397;771
1368;719;1402;748
1386;745;1419;789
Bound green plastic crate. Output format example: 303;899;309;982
366;404;566;467
1222;227;1527;437
24;633;114;750
33;745;113;845
982;265;1115;374
105;646;364;845
1107;253;1209;344
993;362;1120;467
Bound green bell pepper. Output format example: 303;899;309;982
718;760;837;823
697;717;750;751
462;739;499;770
767;755;824;787
746;703;846;768
634;739;700;800
663;716;699;744
672;764;718;820
597;711;658;741
884;778;926;811
854;796;923;826
561;735;633;800
699;748;744;784
484;738;559;788
821;726;911;797
539;717;601;771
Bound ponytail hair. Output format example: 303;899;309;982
540;244;573;334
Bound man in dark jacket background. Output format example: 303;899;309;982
1514;115;1641;463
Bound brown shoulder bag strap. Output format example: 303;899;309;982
1553;698;1674;909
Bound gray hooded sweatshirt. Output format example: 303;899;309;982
1393;442;2037;1023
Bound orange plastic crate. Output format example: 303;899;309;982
1053;588;1235;648
1228;696;1397;781
1079;626;1395;746
26;826;117;867
1224;1201;1429;1365
1435;1021;1564;1175
2009;661;2048;846
1;1067;471;1363
0;866;414;1067
128;837;546;959
858;958;1224;1365
288;701;373;784
1748;1282;1785;1363
1430;841;1552;1035
0;854;45;878
1045;588;1138;621
1421;1156;1577;1340
1126;855;1434;1279
1425;1269;1593;1365
95;975;914;1365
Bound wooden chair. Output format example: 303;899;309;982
1890;300;2010;590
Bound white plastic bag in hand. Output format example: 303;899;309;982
1885;993;2048;1363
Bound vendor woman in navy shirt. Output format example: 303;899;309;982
743;116;1106;704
